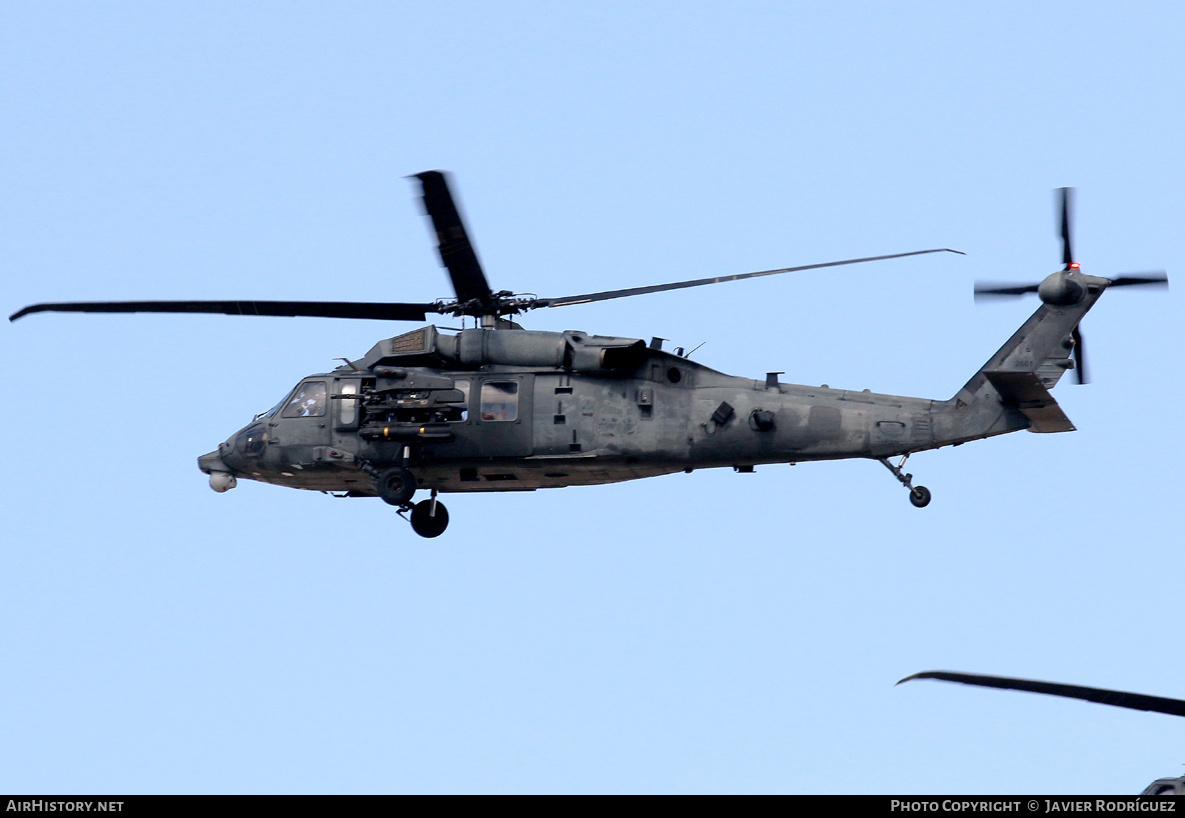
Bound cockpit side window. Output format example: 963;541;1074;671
480;380;518;422
282;381;327;418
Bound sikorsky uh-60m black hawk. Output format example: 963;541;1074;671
9;176;1168;537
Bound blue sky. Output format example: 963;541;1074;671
2;2;1182;794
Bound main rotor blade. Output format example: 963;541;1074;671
974;281;1040;300
537;249;965;309
1058;187;1075;267
1107;272;1169;289
9;299;436;322
899;670;1185;719
1072;326;1088;385
413;171;495;307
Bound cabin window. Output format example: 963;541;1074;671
282;381;327;418
454;380;470;422
480;380;518;422
338;381;358;425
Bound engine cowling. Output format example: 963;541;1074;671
359;325;648;374
442;329;646;373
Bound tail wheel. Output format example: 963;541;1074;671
410;499;449;537
376;466;416;506
909;485;932;508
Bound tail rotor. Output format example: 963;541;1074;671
972;188;1167;384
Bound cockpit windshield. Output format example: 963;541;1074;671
254;391;292;421
281;381;328;418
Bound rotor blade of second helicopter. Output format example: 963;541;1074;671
537;249;964;308
898;670;1185;718
9;299;436;322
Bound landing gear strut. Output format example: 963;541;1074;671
409;491;449;538
370;453;451;537
878;455;931;508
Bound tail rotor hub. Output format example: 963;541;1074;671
1038;269;1086;306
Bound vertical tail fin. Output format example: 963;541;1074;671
955;291;1096;401
933;275;1109;444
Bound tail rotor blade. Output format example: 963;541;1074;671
974;282;1040;301
1072;326;1088;385
1107;272;1169;289
1058;187;1075;267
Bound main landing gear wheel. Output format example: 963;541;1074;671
410;498;449;538
878;455;933;509
376;466;416;506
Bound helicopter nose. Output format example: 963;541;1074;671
197;449;238;493
197;450;225;474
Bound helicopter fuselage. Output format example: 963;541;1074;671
198;322;1028;498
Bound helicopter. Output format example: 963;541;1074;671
9;176;1168;537
899;670;1185;795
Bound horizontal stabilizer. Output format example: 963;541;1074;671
984;370;1075;433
